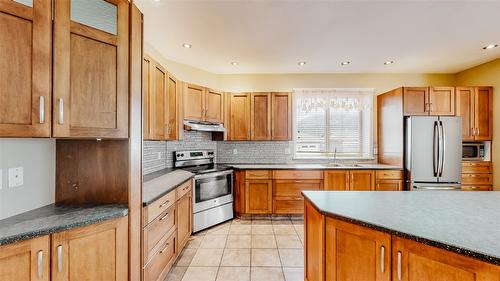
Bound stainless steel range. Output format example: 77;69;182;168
174;150;233;232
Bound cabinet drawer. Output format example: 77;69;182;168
143;232;177;281
461;185;492;191
273;198;303;214
461;174;493;185
176;180;192;199
375;179;403;191
143;205;176;263
375;170;403;180
144;190;176;225
273;170;323;180
274;180;322;198
246;170;271;179
462;162;492;174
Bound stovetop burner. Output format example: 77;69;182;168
180;164;231;175
173;149;232;175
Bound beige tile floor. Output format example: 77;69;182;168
165;218;304;281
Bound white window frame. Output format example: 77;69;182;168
292;88;375;160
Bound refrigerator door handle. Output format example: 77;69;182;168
439;121;446;177
432;121;439;177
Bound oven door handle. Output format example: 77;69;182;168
194;170;234;180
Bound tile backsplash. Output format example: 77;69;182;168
217;141;294;163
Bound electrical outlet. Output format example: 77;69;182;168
233;149;238;155
8;167;23;188
157;152;162;160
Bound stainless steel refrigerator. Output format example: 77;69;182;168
405;116;462;190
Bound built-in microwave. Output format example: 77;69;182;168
462;142;485;161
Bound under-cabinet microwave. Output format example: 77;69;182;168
462;142;485;161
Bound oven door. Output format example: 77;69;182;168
193;170;233;213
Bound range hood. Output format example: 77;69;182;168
184;120;226;132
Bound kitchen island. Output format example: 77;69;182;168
302;191;500;281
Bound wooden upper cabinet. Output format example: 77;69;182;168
166;74;178;140
403;87;429;116
143;56;152;140
429;87;455;115
272;92;292;140
0;235;50;281
456;87;475;141
53;0;129;138
0;0;52;137
151;63;167;140
205;89;224;123
184;84;205;121
350;170;375;191
229;93;251;140
325;217;391;281
324;170;350;190
393;236;500;281
474;87;492;141
456;86;492;141
245;179;273;214
51;217;128;281
251;93;272;140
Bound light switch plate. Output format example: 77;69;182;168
8;167;23;188
233;149;238;155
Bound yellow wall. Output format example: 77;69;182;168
456;58;500;189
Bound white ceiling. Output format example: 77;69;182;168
136;0;500;74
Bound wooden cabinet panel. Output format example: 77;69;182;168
273;170;323;180
462;161;492;174
51;216;128;281
350;170;375;191
251;93;272;140
392;236;499;281
143;231;177;281
151;63;167;140
474;87;493;141
461;173;493;185
274;180;322;198
456;87;475;140
53;0;129;138
184;84;204;121
326;217;391;281
0;0;52;137
229;93;251;140
177;191;192;251
245;179;272;214
176;180;192;199
0;236;50;281
403;87;429;116
305;200;325;281
143;56;153;140
376;180;403;191
205;89;224;123
461;186;492;191
143;205;176;263
324;170;350;190
375;170;403;180
429;87;455;116
245;170;271;179
144;190;176;225
274;199;304;214
272;92;292;140
166;75;178;140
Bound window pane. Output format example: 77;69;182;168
71;0;118;35
296;98;327;153
13;0;33;7
329;110;361;154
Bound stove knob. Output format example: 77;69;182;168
181;153;184;157
176;154;181;157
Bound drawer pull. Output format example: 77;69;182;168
159;200;170;208
380;246;385;273
57;245;63;273
159;213;169;221
39;96;45;124
397;251;402;280
159;243;170;254
37;250;43;279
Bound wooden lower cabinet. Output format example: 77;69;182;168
51;216;128;281
393;237;500;281
143;232;177;281
376;179;403;191
324;170;350;190
324;170;380;191
325;217;391;281
177;190;193;250
350;170;375;191
461;161;493;191
0;236;50;281
304;199;325;281
245;179;273;214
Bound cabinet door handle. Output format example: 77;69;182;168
159;200;170;208
58;98;64;124
159;213;169;221
37;250;43;279
397;251;402;280
159;243;170;254
477;128;480;136
39;96;45;124
57;245;63;272
380;246;385;273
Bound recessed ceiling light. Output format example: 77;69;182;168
384;60;395;65
483;44;498;50
231;61;239;66
298;61;306;66
340;61;351;66
153;0;160;2
182;43;192;49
